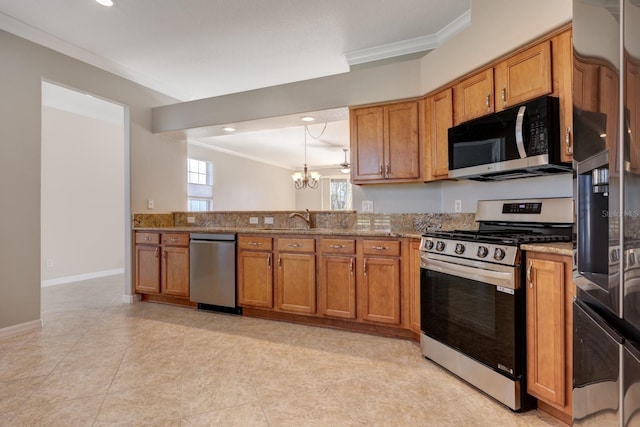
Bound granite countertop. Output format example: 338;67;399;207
521;242;574;257
133;226;424;239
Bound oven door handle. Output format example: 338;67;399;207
422;257;518;290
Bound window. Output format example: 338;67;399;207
187;158;213;211
329;178;352;210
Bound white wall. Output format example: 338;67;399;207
188;143;295;210
0;29;182;331
41;106;124;282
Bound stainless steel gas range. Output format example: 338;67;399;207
419;198;574;411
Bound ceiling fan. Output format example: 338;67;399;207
339;148;351;174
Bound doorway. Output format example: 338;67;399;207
40;82;129;296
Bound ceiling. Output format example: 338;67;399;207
1;0;471;170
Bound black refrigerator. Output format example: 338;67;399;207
573;1;640;426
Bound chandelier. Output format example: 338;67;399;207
292;125;321;189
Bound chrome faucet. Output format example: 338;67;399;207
289;209;311;228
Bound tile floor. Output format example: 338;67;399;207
0;275;566;426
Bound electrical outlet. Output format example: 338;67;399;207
147;199;154;209
454;200;462;213
362;200;374;212
264;217;274;225
249;217;259;225
187;216;195;224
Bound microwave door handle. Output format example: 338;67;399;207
515;106;527;159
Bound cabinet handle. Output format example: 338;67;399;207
162;249;167;260
144;236;151;241
363;259;367;275
350;258;354;274
154;247;159;258
278;255;281;268
501;88;506;107
379;164;384;175
288;243;303;248
168;238;179;242
527;260;533;288
485;93;491;109
565;127;573;154
329;244;346;249
248;242;262;246
385;163;390;178
267;254;271;269
371;246;389;251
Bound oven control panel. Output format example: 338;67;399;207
420;236;519;266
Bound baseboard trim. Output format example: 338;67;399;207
41;268;124;287
0;319;42;339
122;293;141;304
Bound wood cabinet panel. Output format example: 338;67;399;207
552;30;574;162
453;68;494;125
237;250;273;308
408;239;421;333
360;256;401;325
526;252;575;423
161;246;189;297
351;106;385;181
135;245;161;293
362;239;401;257
276;237;315;253
573;56;600;112
135;232;160;245
161;233;190;246
319;238;356;254
385;101;421;180
318;254;356;319
425;88;453;180
350;100;422;183
494;41;552;111
627;59;640;173
276;252;316;314
238;235;273;251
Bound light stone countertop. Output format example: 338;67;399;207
520;242;574;257
133;226;423;239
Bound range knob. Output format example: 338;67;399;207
435;241;446;252
424;240;434;250
477;246;489;258
494;247;506;261
455;243;465;255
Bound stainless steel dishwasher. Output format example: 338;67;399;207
189;233;240;314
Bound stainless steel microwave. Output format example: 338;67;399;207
447;96;572;181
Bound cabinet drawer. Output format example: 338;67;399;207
238;235;273;251
136;232;160;245
276;237;315;253
362;239;401;257
161;233;189;246
319;238;356;254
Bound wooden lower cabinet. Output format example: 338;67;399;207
318;238;357;319
237;236;274;308
408;239;421;333
525;252;574;424
276;252;316;314
358;239;402;325
134;232;189;298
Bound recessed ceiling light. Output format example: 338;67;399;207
95;0;115;7
301;116;315;122
223;127;236;132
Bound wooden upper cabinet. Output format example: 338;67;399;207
494;41;552;112
351;106;385;181
351;100;422;183
552;29;574;162
573;55;600;112
453;68;494;125
425;88;453;180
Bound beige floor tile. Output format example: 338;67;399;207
0;276;569;426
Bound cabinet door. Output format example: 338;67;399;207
573;56;600;112
553;30;574;162
384;101;421;181
526;256;566;406
238;250;273;308
276;252;316;314
161;246;190;297
318;254;356;319
453;68;494;125
351;106;385;181
360;256;401;325
600;65;620;175
135;245;161;293
426;89;453;180
494;41;552;112
408;240;421;333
